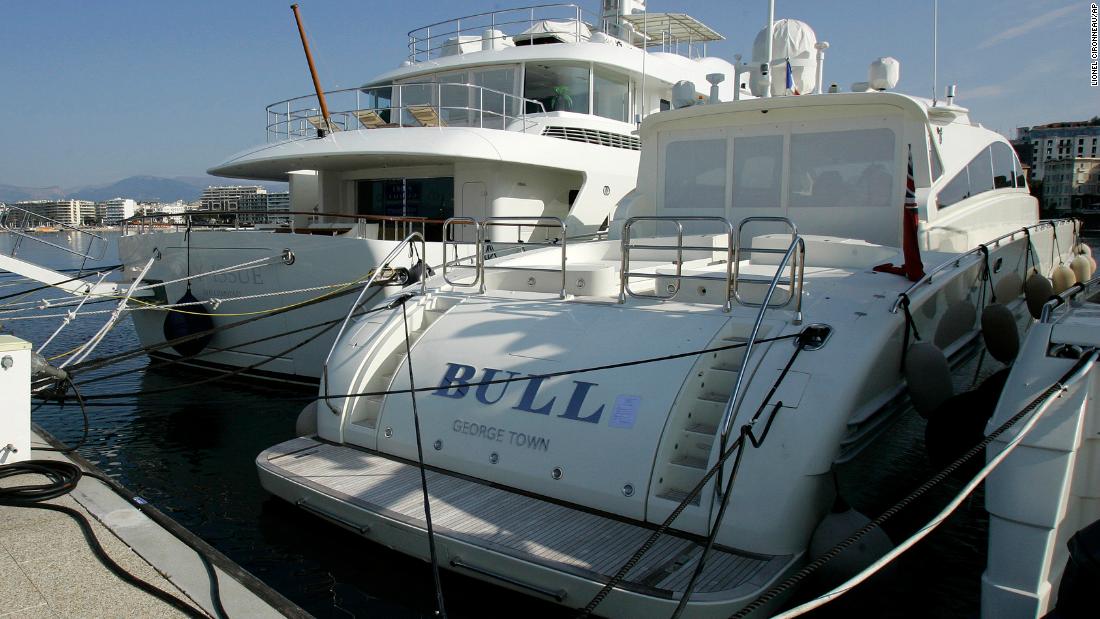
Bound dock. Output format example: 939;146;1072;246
0;428;307;618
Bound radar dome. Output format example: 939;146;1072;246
868;57;900;90
751;19;818;96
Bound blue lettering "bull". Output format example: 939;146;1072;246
432;363;604;424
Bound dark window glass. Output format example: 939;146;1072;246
967;147;994;194
937;168;971;209
991;142;1016;188
356;177;454;240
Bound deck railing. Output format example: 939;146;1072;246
265;83;545;143
0;204;108;262
122;210;446;241
406;3;597;63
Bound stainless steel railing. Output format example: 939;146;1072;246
0;204;108;262
889;219;1078;314
265;83;546;142
122;210;446;241
407;3;597;63
715;233;807;494
618;215;806;316
322;232;428;414
1040;273;1100;323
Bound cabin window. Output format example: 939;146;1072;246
1014;152;1027;189
937;169;971;208
968;148;995;194
593;67;630;122
524;62;590;114
356;177;454;240
731;136;783;208
991;142;1017;189
789;128;896;208
664;139;726;209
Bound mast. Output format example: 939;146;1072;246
290;4;332;135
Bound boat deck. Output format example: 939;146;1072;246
258;437;790;604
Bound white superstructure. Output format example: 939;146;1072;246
115;2;737;384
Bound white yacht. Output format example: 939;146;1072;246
257;18;1082;619
114;1;738;384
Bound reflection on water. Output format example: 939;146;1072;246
2;231;1098;618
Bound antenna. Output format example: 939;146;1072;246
932;0;938;105
765;0;775;98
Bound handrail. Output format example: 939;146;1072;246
889;219;1077;314
322;232;427;414
481;216;567;298
1040;272;1100;323
405;3;597;63
619;216;735;310
0;204;108;261
122;210;447;239
733;216;803;313
715;235;807;493
265;82;546;142
441;217;483;288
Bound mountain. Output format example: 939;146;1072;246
0;176;288;203
0;183;67;202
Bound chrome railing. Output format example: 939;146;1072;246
122;210;445;241
442;215;568;297
888;219;1078;314
407;4;597;63
1040;273;1100;323
715;234;807;494
618;216;806;316
265;83;546;142
619;216;735;309
323;232;428;415
0;204;108;262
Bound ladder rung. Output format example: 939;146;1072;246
740;247;788;254
628;244;720;252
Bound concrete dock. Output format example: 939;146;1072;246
0;430;307;618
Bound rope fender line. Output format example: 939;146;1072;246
55;332;804;404
730;348;1099;619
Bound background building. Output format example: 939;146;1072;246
238;191;291;225
95;197;137;225
200;185;266;211
14;199;95;226
1013;120;1100;183
1042;157;1100;214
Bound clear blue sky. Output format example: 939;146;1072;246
0;0;1093;187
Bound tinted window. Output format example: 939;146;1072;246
732;135;783;208
968;148;994;194
991;142;1016;189
524;62;590;114
1014;152;1027;189
593;67;629;122
664;139;727;209
789;128;896;207
937;169;971;208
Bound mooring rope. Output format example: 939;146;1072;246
731;348;1098;618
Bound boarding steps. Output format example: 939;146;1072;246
343;295;459;442
650;322;776;507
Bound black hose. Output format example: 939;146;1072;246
34;377;89;454
0;460;208;618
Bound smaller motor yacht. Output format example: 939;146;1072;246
258;16;1084;618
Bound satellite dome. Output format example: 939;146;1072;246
751;19;818;96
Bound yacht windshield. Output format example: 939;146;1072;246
789;128;896;208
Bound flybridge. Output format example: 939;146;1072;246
405;3;723;63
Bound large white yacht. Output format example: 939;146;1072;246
257;16;1082;618
114;1;739;384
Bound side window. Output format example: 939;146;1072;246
991;142;1016;189
663;138;727;209
968;147;994;194
1014;152;1027;189
937;169;971;209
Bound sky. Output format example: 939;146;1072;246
0;0;1094;188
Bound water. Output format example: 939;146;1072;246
2;230;1097;618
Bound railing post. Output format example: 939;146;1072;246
479;88;484;128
